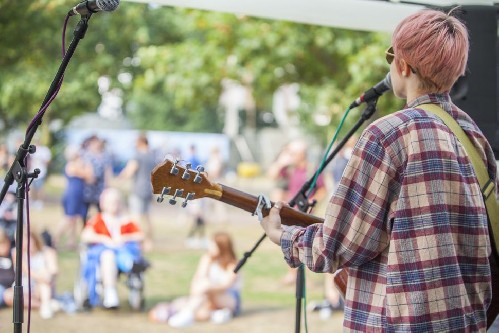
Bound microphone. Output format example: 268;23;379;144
349;73;392;109
68;0;120;16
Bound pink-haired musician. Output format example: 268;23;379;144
261;8;496;332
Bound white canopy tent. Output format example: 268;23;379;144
123;0;496;32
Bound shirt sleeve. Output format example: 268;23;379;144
280;130;397;273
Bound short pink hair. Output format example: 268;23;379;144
392;8;469;92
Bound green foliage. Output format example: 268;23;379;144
0;1;402;141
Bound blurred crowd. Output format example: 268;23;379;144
0;133;350;327
0;133;241;327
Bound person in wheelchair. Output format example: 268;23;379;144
80;188;149;309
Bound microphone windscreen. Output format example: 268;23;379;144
97;0;120;11
384;73;392;90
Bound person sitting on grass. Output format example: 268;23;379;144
148;232;242;327
4;229;59;319
80;188;145;309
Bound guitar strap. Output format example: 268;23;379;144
419;103;499;259
421;104;499;327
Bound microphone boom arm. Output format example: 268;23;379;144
289;98;379;210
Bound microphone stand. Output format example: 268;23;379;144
290;99;378;333
234;98;380;333
0;15;93;333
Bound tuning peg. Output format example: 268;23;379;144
182;169;191;180
170;159;180;175
169;188;184;205
181;192;195;208
194;165;205;184
156;186;171;203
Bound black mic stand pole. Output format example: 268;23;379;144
0;15;93;333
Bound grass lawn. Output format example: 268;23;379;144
0;175;344;332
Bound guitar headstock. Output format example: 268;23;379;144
151;158;222;207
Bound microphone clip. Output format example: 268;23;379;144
361;99;378;120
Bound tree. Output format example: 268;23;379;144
0;2;180;132
0;1;401;142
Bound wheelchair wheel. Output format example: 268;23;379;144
73;275;89;310
128;288;145;311
127;272;145;311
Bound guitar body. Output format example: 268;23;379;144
151;158;499;328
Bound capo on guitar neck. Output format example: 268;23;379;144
252;195;271;221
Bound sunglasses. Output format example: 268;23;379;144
385;46;417;74
385;46;395;65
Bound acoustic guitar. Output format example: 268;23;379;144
151;158;498;328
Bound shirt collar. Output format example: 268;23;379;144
406;93;451;108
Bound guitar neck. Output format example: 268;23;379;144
217;184;324;227
149;159;323;227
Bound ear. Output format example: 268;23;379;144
397;59;412;77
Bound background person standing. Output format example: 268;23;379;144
119;133;157;251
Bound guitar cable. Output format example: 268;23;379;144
307;106;353;196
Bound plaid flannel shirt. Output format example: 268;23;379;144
281;93;494;332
